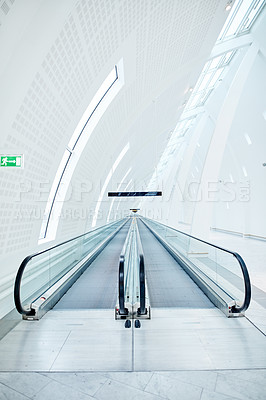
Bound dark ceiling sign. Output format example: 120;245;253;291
108;191;162;197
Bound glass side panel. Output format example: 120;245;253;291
144;218;246;308
19;219;127;310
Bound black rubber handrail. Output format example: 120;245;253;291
141;217;251;313
136;220;146;315
118;255;128;315
14;218;128;316
118;220;134;315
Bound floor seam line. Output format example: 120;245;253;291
132;318;134;372
0;381;32;399
245;316;266;337
49;330;72;371
143;372;154;391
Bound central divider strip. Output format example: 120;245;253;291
116;216;150;324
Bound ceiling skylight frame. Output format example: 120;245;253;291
185;50;236;112
39;60;124;243
217;0;266;42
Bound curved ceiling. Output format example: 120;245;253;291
0;0;229;249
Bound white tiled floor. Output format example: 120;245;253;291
0;369;266;399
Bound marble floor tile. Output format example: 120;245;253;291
215;372;266;400
217;369;266;385
31;379;95;400
100;371;154;391
201;388;239;400
144;372;202;400
0;382;31;399
40;372;107;396
156;370;218;392
0;372;50;397
94;378;164;400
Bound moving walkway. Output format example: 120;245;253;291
14;216;251;321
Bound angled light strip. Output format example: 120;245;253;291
39;149;72;239
39;59;124;243
106;167;132;223
92;143;130;228
68;67;118;150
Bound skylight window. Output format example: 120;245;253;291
39;59;125;243
217;0;265;41
185;50;236;112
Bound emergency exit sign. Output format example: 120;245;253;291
0;155;23;167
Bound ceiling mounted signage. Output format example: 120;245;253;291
108;191;162;197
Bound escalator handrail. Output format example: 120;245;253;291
141;217;251;313
118;219;134;315
136;220;146;315
118;255;127;315
14;218;128;316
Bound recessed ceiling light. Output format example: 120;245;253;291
225;2;232;11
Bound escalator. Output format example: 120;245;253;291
54;222;130;310
9;216;256;373
14;216;251;320
138;221;213;309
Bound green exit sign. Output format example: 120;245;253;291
0;155;23;168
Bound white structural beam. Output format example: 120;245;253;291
210;33;253;59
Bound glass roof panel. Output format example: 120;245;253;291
209;56;223;70
208;68;224;87
222;51;235;65
198;73;212;91
242;0;265;29
226;0;251;37
217;0;265;41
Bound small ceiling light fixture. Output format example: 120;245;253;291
189;87;193;92
225;1;233;11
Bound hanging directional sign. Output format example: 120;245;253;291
108;191;162;197
0;155;23;168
